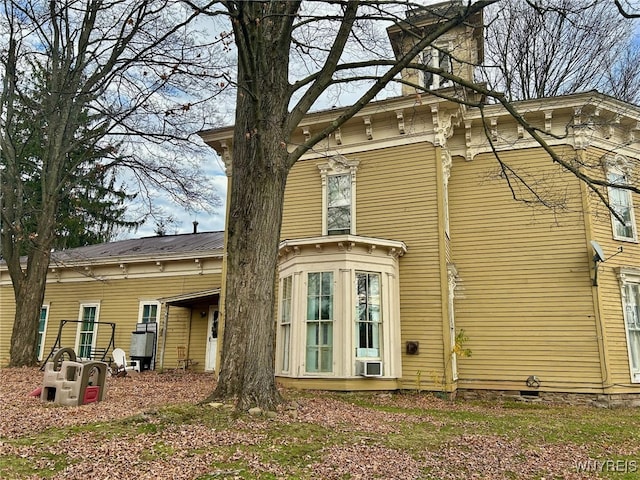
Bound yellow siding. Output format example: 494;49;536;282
281;160;322;239
283;142;445;388
2;271;221;370
449;147;603;391
186;302;211;370
0;285;15;365
584;146;640;392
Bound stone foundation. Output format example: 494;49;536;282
456;389;640;408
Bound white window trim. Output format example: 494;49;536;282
605;155;637;243
618;268;640;383
38;304;50;361
278;275;294;373
318;155;359;236
138;300;161;323
304;270;335;374
75;302;101;360
420;42;453;90
277;236;405;379
355;271;382;360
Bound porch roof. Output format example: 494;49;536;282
158;288;221;307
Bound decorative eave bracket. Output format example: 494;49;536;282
363;116;373;140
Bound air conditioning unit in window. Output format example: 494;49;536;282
356;360;383;377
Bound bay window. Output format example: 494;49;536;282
277;235;405;380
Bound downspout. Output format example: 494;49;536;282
578;152;612;391
159;303;170;371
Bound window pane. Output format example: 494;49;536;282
37;307;48;360
369;304;381;322
281;324;291;371
355;272;381;357
327;206;350;232
423;50;434;88
439;51;452;73
321;271;333;295
308;272;319;296
629;331;640;374
321;297;332;320
280;276;293;372
608;171;635;240
306;272;333;373
281;276;292;324
141;304;158;323
624;284;640;378
306;324;320;372
328;175;350;207
320;346;333;372
79;306;97;358
82;306;96;325
307;295;318;321
327;174;351;233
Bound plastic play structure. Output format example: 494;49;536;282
40;347;108;406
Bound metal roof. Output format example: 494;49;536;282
47;231;225;264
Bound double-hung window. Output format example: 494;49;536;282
421;46;452;90
77;304;99;359
355;272;381;358
620;272;640;383
606;161;637;242
37;305;49;361
280;276;293;372
327;174;352;235
318;156;359;236
306;272;334;373
139;302;160;323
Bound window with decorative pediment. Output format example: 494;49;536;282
318;156;359;236
605;155;637;242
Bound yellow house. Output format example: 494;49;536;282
3;2;640;405
200;4;640;404
0;231;224;372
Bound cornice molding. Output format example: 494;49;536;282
200;91;640;168
279;234;407;261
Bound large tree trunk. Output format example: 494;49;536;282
212;151;288;410
7;198;58;366
9;257;50;366
207;2;298;410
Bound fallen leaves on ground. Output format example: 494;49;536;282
0;368;633;479
0;367;214;438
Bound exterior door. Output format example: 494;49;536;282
205;307;219;372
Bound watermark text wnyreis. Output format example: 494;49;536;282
575;459;637;474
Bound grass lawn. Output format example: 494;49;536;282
1;369;639;479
